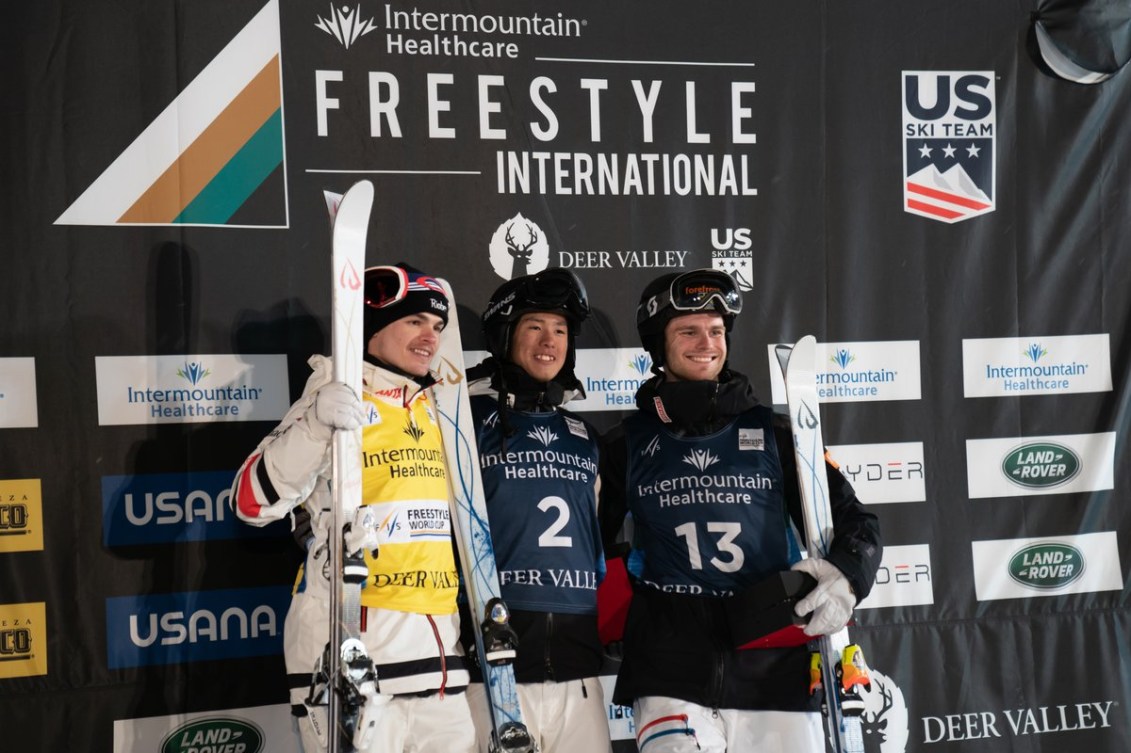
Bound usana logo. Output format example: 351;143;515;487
1000;441;1080;489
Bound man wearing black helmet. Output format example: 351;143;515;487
463;268;613;752
232;264;475;753
599;269;882;752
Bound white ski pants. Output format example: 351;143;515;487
633;696;823;753
466;678;614;753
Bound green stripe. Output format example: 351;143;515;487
174;109;283;225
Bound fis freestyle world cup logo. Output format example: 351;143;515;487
902;71;996;223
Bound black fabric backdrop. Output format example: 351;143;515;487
2;1;1129;751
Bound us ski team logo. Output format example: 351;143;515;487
55;1;286;227
902;71;995;223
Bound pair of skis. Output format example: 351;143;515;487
775;336;870;753
322;180;534;752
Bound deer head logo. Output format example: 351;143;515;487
488;213;550;280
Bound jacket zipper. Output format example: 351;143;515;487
544;612;555;681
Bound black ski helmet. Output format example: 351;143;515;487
482;268;590;369
636;268;743;372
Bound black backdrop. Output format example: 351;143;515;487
3;1;1130;751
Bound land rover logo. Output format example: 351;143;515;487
1008;543;1084;590
1001;442;1080;488
161;716;263;753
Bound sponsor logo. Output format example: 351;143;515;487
372;501;450;545
316;4;378;49
112;704;302;753
972;532;1122;601
597;675;636;741
0;602;47;679
101;472;287;547
902;71;995;223
403;416;426;442
569;348;652;411
962;334;1112;396
860;669;910;752
828;442;926;505
1008;542;1084;590
921;700;1115;743
161;716;264;753
56;1;286;227
768;341;922;404
710;227;753;291
0;358;38;428
966;432;1113;499
527;425;559;447
105;587;291;668
0;479;44;553
95;354;289;425
1001;442;1080;488
857;545;934;609
682;449;719;471
489;214;551;280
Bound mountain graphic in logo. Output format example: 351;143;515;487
629;354;652;375
316;3;378;49
830;349;855;369
905;163;992;223
527;426;558;447
55;1;286;227
683;449;719;471
177;362;212;385
403;417;425;442
1023;343;1048;363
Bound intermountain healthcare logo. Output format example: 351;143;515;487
55;1;286;227
971;531;1122;601
95;354;289;425
0;602;47;679
962;334;1112;397
767;341;922;404
902;71;995;223
0;357;38;428
112;704;302;753
965;432;1114;499
105;587;291;668
0;478;44;554
101;472;287;547
316;3;378;49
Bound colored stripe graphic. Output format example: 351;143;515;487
55;0;286;227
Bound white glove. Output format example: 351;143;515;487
344;506;381;556
306;381;365;440
791;558;856;637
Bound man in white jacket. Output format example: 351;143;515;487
232;264;475;753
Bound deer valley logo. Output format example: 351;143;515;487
859;669;909;752
682;448;719;471
316;3;377;49
1001;442;1080;488
527;425;559;447
488;214;550;280
161;717;264;753
710;228;753;292
902;71;995;223
1008;542;1084;589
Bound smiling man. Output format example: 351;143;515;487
463;269;612;753
599;269;882;752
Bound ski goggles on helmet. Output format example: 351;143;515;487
637;269;743;325
512;268;591;321
363;265;446;310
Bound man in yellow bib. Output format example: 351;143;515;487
232;264;475;753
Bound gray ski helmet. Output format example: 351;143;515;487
636;268;743;371
482;268;590;366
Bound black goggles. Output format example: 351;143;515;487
638;269;743;325
520;268;590;319
363;266;445;309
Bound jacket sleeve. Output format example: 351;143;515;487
231;356;335;526
598;424;631;557
774;420;883;602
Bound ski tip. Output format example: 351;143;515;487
323;189;343;219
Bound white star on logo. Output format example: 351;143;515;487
942;144;957;158
918;144;933;158
966;144;981;158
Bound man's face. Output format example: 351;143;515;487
509;311;569;383
662;312;727;382
366;312;445;377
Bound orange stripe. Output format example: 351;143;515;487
119;56;281;223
